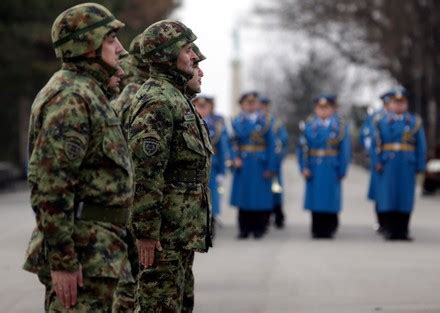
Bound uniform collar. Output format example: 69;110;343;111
318;117;331;127
62;60;111;93
149;64;191;93
243;111;259;122
122;55;149;82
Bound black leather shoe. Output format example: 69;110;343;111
237;232;249;240
253;231;265;239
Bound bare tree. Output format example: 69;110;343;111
255;0;440;150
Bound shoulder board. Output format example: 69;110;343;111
410;114;423;134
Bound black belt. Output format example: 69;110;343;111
164;168;207;184
74;202;128;225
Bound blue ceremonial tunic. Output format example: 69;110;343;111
273;118;289;207
370;112;427;213
205;114;229;217
230;111;277;211
296;114;351;213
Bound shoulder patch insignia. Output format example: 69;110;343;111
64;138;84;161
143;137;160;156
184;113;196;122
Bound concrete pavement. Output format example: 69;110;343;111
1;158;440;313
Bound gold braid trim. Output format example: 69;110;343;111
327;115;346;146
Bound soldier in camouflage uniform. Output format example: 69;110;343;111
127;20;213;312
181;44;206;313
112;33;150;138
22;3;134;312
111;35;149;313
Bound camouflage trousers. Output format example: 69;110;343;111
113;231;139;313
134;249;195;313
38;272;118;313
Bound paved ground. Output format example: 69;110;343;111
1;158;440;313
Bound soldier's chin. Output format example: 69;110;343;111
102;59;119;70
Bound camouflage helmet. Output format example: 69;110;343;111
193;44;206;62
129;33;143;57
140;20;197;64
51;3;125;59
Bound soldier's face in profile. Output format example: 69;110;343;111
240;95;258;113
391;98;408;115
187;62;204;93
101;32;124;69
315;104;333;119
108;66;125;90
258;103;269;113
177;43;197;75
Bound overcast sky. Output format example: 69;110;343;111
173;0;255;116
173;1;394;116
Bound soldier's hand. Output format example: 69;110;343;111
51;265;83;309
375;164;384;172
303;169;312;178
137;239;162;268
233;158;242;168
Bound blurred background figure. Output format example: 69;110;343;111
230;91;277;239
296;95;351;239
193;95;230;237
258;96;289;229
369;86;427;241
358;92;393;234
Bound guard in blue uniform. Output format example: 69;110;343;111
370;86;427;240
193;96;230;237
297;95;351;239
359;92;392;233
259;96;289;229
230;91;277;239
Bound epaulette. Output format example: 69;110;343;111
257;111;272;136
327;114;346;146
372;110;386;124
305;114;314;123
410;114;423;135
274;118;283;132
298;120;306;132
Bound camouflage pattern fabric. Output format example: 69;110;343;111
112;83;142;137
192;44;205;62
112;230;139;313
112;281;135;313
52;3;124;59
181;253;195;313
111;34;150;313
127;65;213;251
126;19;212;312
119;33;149;90
134;250;194;313
23;58;134;312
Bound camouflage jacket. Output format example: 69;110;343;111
127;66;213;252
113;53;149;135
112;83;141;137
24;60;134;279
